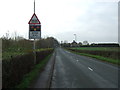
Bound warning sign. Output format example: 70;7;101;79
28;13;41;24
29;24;41;31
28;13;41;39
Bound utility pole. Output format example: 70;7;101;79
33;0;36;64
34;0;35;13
74;34;77;42
33;39;36;64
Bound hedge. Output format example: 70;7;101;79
2;49;53;88
68;48;119;60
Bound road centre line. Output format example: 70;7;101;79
88;67;93;71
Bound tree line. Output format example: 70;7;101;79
61;40;119;47
2;35;59;53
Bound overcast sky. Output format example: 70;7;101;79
0;0;119;43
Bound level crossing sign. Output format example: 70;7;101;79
28;13;41;39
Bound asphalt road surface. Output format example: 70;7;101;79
50;47;118;88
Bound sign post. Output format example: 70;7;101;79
28;0;41;64
33;39;36;64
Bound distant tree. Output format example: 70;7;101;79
5;31;10;39
61;41;63;44
2;31;59;53
78;42;82;46
91;43;96;46
71;40;78;47
2;31;33;52
83;41;89;45
16;36;25;41
36;37;59;49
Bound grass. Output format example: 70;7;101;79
2;47;29;60
68;50;119;65
15;53;52;88
35;48;53;52
71;47;119;51
2;48;53;60
3;52;26;60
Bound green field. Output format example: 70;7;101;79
71;51;119;65
71;47;119;51
67;47;119;65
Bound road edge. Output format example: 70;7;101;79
46;50;56;88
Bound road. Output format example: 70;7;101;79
50;47;118;88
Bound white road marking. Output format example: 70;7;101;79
66;51;70;53
88;67;93;71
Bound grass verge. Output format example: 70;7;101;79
70;47;119;51
68;50;119;65
15;53;52;88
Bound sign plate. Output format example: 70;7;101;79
29;24;41;39
29;31;41;39
29;24;41;31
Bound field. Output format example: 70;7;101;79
71;47;119;51
67;47;120;65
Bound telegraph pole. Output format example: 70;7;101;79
33;0;36;64
34;0;35;13
74;34;77;42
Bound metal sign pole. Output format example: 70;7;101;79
28;0;41;65
33;39;36;64
34;0;35;13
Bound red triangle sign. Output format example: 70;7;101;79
28;13;41;24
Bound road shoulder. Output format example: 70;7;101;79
29;52;56;88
